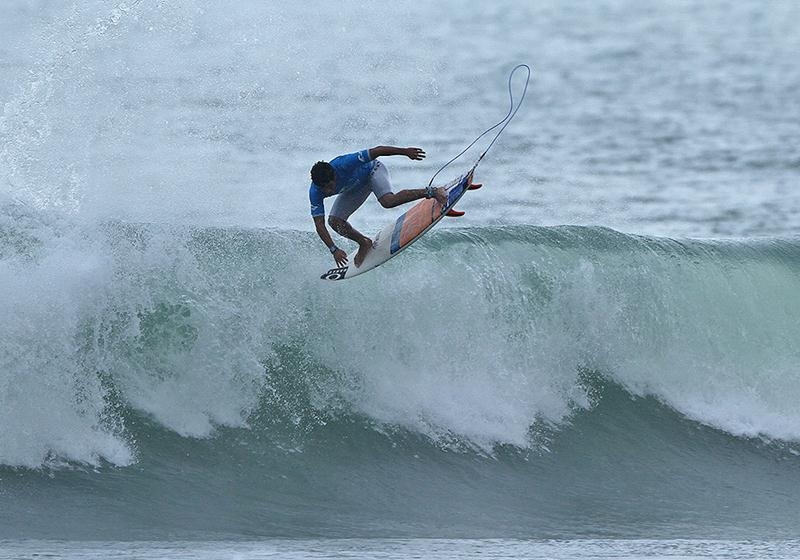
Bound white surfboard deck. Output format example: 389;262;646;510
320;168;476;281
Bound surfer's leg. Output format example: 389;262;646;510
330;182;370;224
329;185;372;267
379;188;447;207
371;163;448;207
328;216;372;267
368;161;393;201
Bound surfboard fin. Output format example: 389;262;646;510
446;209;465;217
468;183;483;190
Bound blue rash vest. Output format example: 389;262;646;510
309;149;375;217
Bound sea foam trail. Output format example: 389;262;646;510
2;216;800;468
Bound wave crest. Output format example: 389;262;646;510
3;219;800;467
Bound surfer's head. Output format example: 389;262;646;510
311;161;336;191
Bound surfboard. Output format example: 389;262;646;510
320;167;480;281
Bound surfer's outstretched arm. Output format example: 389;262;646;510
313;216;348;267
368;146;426;161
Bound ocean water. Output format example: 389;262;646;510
2;1;800;559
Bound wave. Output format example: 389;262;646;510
4;371;800;540
2;209;800;469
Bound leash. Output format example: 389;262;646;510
427;63;532;187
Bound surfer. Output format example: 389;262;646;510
309;146;447;268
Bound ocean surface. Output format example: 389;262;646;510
2;1;800;559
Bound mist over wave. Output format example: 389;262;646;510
3;207;799;469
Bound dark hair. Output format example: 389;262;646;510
311;161;335;186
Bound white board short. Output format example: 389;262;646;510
329;161;392;220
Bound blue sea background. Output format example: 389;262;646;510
2;1;800;559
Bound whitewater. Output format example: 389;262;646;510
2;0;800;558
4;220;800;468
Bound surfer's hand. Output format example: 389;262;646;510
405;147;426;161
432;187;447;205
333;248;348;267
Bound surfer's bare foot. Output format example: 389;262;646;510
432;187;447;205
354;237;372;267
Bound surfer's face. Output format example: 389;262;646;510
320;175;336;195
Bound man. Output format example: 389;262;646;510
309;146;447;267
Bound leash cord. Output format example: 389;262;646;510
427;63;531;187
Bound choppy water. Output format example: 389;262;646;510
2;1;800;559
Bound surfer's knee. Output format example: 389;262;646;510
328;215;351;234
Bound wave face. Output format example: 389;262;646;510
3;215;800;538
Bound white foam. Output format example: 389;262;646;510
0;226;133;467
